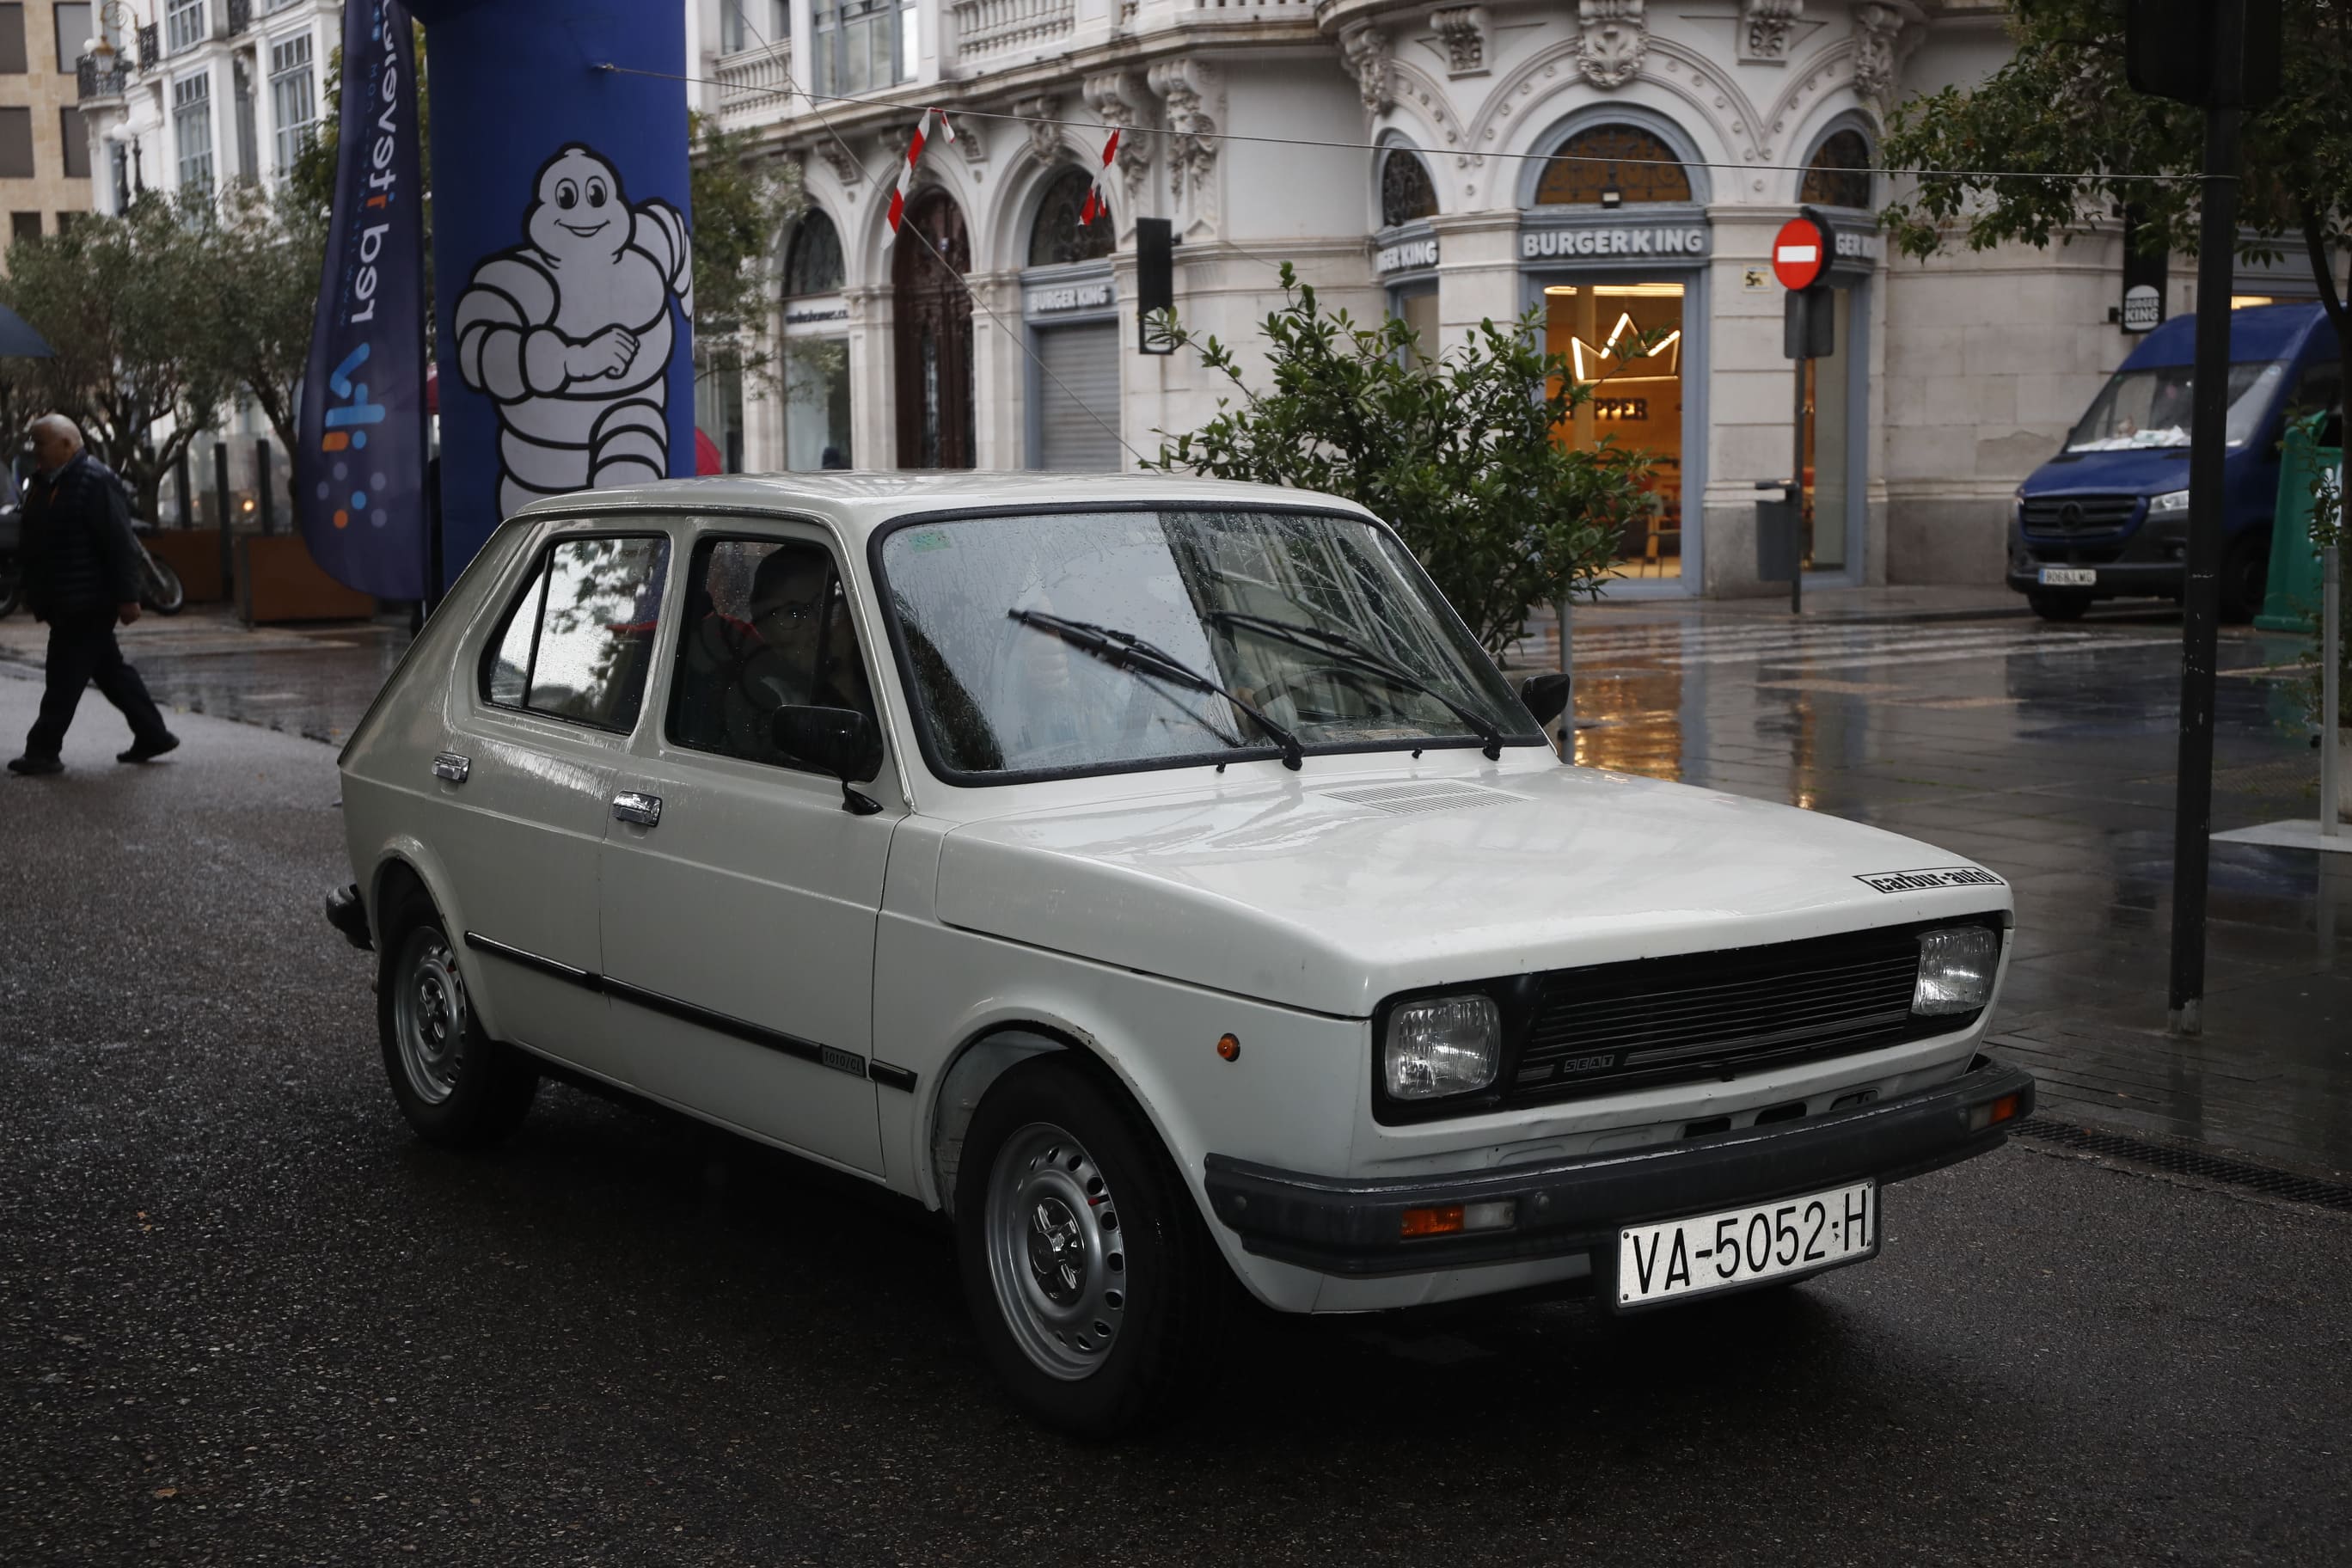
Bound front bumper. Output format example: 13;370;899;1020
1204;1055;2033;1278
2006;560;2183;597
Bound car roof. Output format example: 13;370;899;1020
510;470;1380;538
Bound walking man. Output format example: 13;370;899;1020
6;414;177;775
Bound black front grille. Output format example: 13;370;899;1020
2021;493;2141;541
1500;917;2000;1106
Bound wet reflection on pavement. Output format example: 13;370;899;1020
1557;603;2351;1174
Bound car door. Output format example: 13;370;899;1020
597;522;896;1175
432;526;671;1087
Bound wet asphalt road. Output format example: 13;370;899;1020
4;672;2352;1566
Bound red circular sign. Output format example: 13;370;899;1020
1772;217;1828;291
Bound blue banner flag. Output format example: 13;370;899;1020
296;0;427;600
407;0;695;591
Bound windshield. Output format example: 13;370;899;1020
878;508;1541;781
2064;360;2288;452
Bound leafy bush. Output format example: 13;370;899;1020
1147;266;1653;659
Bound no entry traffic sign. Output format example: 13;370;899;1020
1773;217;1826;291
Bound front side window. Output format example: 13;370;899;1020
2065;360;2288;452
879;508;1538;781
666;536;878;774
481;536;671;732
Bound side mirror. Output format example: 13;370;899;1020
772;706;885;815
1518;671;1571;727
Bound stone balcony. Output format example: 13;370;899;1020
713;39;795;130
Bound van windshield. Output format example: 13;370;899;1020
2064;360;2288;452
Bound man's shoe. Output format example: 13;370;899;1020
6;755;63;775
117;733;180;764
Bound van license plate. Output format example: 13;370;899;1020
2038;567;2098;587
1615;1180;1877;1309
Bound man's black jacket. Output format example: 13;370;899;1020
21;452;139;619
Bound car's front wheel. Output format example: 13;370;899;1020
955;1056;1229;1436
2026;590;2091;622
377;887;539;1148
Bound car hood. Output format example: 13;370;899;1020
932;765;2012;1017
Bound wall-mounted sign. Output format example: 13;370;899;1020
2121;284;2163;333
1833;230;1883;263
1592;397;1649;420
785;301;848;326
1743;267;1771;292
1521;225;1709;261
1376;236;1440;275
1025;279;1116;316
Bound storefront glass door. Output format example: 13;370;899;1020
1546;283;1686;581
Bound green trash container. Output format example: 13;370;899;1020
2255;417;2339;632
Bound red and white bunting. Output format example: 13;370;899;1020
1078;127;1118;229
883;109;955;248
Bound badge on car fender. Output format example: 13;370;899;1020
1854;866;2007;894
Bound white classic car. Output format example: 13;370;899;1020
328;473;2031;1434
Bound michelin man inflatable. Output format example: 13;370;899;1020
452;144;694;518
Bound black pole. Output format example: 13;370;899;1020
175;447;193;529
2166;0;2246;1035
213;442;233;608
1791;346;1807;615
255;440;274;536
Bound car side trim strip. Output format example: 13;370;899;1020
868;1060;918;1093
463;931;600;989
462;931;873;1081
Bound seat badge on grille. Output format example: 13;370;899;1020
1855;866;2006;894
1556;1052;1618;1076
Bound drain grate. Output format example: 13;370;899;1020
2014;1117;2352;1213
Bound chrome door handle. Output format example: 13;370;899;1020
432;752;470;784
611;792;663;827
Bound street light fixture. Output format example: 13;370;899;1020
86;3;138;73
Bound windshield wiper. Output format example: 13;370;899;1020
1008;609;1304;771
1207;609;1508;760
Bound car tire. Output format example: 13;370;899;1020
377;887;538;1148
955;1054;1231;1437
2026;591;2091;622
2219;531;2270;623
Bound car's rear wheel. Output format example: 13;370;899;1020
2026;591;2091;622
955;1055;1229;1436
377;887;538;1148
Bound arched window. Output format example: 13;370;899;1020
783;210;845;297
1533;124;1692;206
1380;149;1438;228
1800;130;1873;210
1028;168;1114;267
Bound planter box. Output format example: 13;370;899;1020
234;534;376;625
143;530;226;603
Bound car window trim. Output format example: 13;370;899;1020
659;527;885;783
475;525;674;738
864;500;1548;790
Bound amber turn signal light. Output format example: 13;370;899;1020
1968;1092;2023;1133
1216;1032;1240;1062
1400;1205;1465;1238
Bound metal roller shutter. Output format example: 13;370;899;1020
1035;322;1123;471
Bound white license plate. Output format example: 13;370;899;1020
2037;567;2098;587
1616;1180;1877;1309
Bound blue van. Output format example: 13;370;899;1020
2007;303;2341;621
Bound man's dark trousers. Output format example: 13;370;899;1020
25;609;170;761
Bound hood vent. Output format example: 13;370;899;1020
1320;781;1516;816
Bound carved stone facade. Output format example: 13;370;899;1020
1081;72;1155;208
1339;24;1393;114
1015;95;1064;165
1739;0;1804;61
1576;0;1649;89
1146;57;1220;218
1428;6;1491;77
814;137;864;187
1852;3;1904;107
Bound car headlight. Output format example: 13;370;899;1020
1913;926;2000;1016
2148;488;2190;513
1384;994;1501;1099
